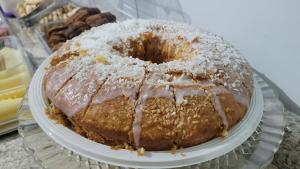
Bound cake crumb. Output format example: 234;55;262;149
179;147;186;157
111;143;134;151
137;147;145;156
124;143;134;151
221;130;228;137
170;145;177;154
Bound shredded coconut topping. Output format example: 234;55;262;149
50;19;251;91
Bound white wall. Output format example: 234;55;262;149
180;0;300;106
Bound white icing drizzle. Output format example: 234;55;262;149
207;86;230;128
231;91;250;107
213;95;229;129
208;86;230;95
171;75;213;105
92;63;145;105
210;86;250;107
207;85;250;129
172;74;193;84
92;82;140;105
174;87;205;105
132;101;143;147
198;80;215;87
53;63;109;118
133;83;173;147
45;56;96;101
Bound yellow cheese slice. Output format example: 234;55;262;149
0;72;30;90
0;98;22;122
0;86;26;100
0;47;23;69
0;64;26;79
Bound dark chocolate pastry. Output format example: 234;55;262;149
51;42;64;51
47;35;66;47
44;7;116;51
65;21;90;39
85;14;108;27
66;9;89;24
66;7;101;24
51;30;67;39
86;8;101;15
100;12;116;22
46;25;68;37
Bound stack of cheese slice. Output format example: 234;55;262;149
0;47;30;123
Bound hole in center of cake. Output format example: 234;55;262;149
112;32;194;64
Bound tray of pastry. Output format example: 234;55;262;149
0;36;33;136
14;0;131;53
33;0;133;53
21;0;191;53
37;7;117;52
16;0;79;23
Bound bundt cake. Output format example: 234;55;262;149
44;19;253;151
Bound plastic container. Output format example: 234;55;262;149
35;0;133;53
0;36;33;135
35;0;191;53
70;0;190;22
15;0;79;24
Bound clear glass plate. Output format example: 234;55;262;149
18;73;285;169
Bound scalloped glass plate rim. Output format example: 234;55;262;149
28;56;264;168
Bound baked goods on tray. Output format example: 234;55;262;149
17;0;78;23
43;7;116;51
44;19;253;151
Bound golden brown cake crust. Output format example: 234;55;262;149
82;96;135;144
43;19;253;151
